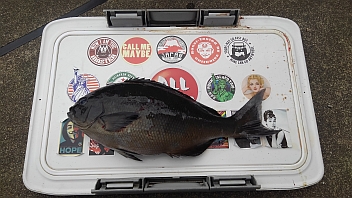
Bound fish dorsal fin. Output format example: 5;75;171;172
124;78;196;101
197;103;221;116
124;78;220;117
100;112;139;132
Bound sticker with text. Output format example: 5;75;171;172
87;37;119;66
157;36;187;63
58;118;84;156
106;71;136;85
151;68;199;100
224;36;254;64
190;36;221;65
121;37;151;65
206;74;235;102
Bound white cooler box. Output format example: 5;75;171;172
23;9;323;195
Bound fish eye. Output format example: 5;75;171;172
79;97;88;105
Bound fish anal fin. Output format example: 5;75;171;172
115;148;142;161
234;138;251;148
100;112;139;132
179;139;216;157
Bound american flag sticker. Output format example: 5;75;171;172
67;69;100;102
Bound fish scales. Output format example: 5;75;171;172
68;79;280;161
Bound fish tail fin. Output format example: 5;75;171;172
231;89;281;138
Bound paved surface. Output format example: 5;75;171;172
1;0;351;197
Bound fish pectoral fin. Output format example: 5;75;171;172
180;139;216;157
115;148;142;161
100;112;139;132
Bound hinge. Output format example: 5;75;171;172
104;9;240;27
92;175;259;194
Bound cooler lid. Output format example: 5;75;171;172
23;9;323;195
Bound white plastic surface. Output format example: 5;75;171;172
23;16;323;195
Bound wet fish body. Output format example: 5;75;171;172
68;79;279;161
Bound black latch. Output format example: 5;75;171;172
92;175;260;194
143;176;209;193
146;9;200;27
105;9;240;27
199;9;240;26
209;175;261;191
92;178;143;194
105;10;146;27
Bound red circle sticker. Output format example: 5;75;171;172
190;36;221;65
87;37;119;66
121;37;152;65
152;68;199;100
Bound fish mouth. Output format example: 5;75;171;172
67;111;74;120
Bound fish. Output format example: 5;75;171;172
67;79;280;161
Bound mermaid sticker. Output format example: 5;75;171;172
67;68;100;102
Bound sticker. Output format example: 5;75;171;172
206;74;235;102
241;74;271;100
89;139;114;155
87;37;119;66
224;36;254;64
67;68;100;102
58;118;84;155
106;72;136;85
190;36;221;65
121;37;152;65
151;68;199;100
157;36;187;63
262;109;292;148
208;111;229;149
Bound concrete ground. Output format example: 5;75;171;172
0;0;351;197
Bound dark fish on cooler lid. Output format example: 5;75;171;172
67;79;280;161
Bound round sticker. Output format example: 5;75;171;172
151;68;199;100
190;36;221;65
106;72;136;84
87;37;119;66
241;74;271;100
156;36;187;63
67;69;100;102
121;37;152;65
206;74;235;102
224;36;254;64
